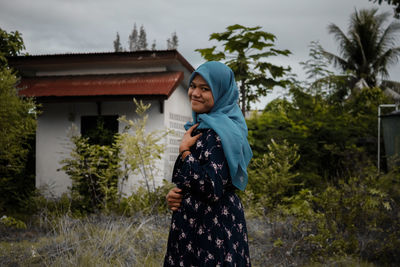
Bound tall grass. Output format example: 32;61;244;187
0;213;378;267
0;214;170;267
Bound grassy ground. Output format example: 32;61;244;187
0;214;375;267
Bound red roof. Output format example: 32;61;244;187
18;71;184;98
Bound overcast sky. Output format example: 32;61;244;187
1;0;399;108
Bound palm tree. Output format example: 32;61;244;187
321;8;400;88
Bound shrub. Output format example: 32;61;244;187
280;168;400;265
60;136;121;213
117;180;175;216
0;215;26;229
116;99;170;194
0;67;36;213
242;139;300;216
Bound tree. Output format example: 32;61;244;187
0;28;36;212
151;39;157;50
321;8;400;88
128;23;139;51
370;0;400;17
113;32;123;52
196;24;291;114
0;28;25;67
167;32;178;50
116;99;170;194
300;41;352;102
138;25;148;50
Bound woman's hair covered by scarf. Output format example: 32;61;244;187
185;61;253;191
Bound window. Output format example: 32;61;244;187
81;115;119;146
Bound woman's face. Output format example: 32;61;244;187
188;75;214;113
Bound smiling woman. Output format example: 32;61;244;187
188;75;215;114
164;61;253;266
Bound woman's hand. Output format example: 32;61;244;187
166;187;183;211
179;123;202;154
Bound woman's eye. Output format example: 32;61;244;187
202;87;210;91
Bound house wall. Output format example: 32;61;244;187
37;99;166;196
164;84;193;181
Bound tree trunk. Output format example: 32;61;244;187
240;80;246;116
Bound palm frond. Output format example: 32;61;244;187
377;21;400;52
327;23;353;58
373;47;400;79
320;48;349;72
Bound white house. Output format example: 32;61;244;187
8;50;194;196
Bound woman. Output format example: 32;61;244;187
164;61;253;266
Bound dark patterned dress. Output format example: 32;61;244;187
164;129;251;267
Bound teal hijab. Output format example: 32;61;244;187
184;61;253;191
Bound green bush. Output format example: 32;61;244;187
0;67;37;213
278;168;400;265
247;86;389;189
117;180;175;216
242;135;400;264
242;139;300;216
60;136;121;213
0;215;27;229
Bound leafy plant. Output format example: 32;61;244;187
116;99;170;195
243;139;300;215
0;36;36;213
196;24;292;113
60;136;121;213
0;215;27;229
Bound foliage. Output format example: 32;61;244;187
117;180;175;216
59;99;170;214
0;29;36;213
0;28;26;66
242;139;300;215
300;41;335;83
128;23;139;51
242;135;400;264
300;41;353;102
116;99;170;194
60;136;121;213
113;32;123;52
321;8;400;87
138;25;148;50
247;84;388;188
128;23;150;51
0;215;27;229
243;35;399;263
196;24;292;113
167;32;178;50
370;0;400;17
282;168;400;265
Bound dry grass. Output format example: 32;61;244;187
0;214;170;267
0;214;377;267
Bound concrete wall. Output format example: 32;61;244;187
164;85;193;181
37;100;162;196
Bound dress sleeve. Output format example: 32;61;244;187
174;130;230;203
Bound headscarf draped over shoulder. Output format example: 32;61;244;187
184;61;253;191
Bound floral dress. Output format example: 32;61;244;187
164;129;251;267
